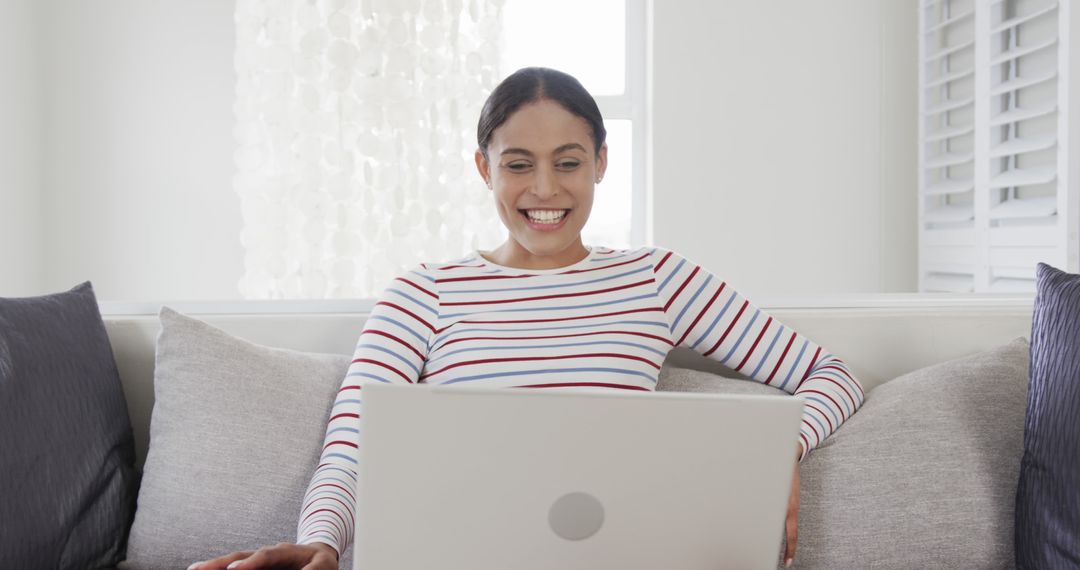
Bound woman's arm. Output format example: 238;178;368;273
649;248;864;461
295;267;439;555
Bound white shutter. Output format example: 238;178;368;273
918;0;1077;292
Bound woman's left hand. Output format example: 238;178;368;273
783;448;801;567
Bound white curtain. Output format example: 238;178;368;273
234;0;506;299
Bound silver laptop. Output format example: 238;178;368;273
354;384;804;570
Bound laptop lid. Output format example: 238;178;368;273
355;384;803;570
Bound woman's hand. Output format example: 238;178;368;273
187;541;339;570
783;447;801;568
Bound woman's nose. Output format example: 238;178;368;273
531;167;559;200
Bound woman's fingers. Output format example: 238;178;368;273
784;464;800;567
226;543;313;568
187;550;254;570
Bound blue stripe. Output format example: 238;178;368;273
440;292;657;319
385;287;438;316
365;315;428;345
326;426;360;436
669;274;711;333
428;339;668;364
442;367;656;385
321;452;358;464
331;399;362;408
433;319;670;348
444;265;651;294
806;370;855;416
355;343;421;375
779;340;810;391
804;395;842;429
308;486;354;505
656;258;686;293
410;269;436;283
719;309;761;365
749;325;785;379
800;405;831;440
345;372;392;384
689;291;738;350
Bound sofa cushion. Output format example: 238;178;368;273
660;338;1029;569
119;307;353;570
1015;263;1080;568
0;282;138;569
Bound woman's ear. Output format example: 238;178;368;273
595;142;608;184
475;149;492;189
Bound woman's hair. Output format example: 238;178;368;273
476;67;607;159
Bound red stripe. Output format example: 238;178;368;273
516;382;650;391
703;300;749;357
338;385;362;392
804;402;835;432
797;347;823;387
422;352;662;379
350;358;413;383
818;376;859;410
435;263;486;270
360;329;424;360
435;307;663;332
437;273;535;283
329;412;359;422
299;508;347;539
438;329;674;351
799;433;811;455
765;331;798;385
562;252;650;274
801;418;821;445
395;277;437;299
307;482;355;502
663;266;700;312
301;493;355;520
375;301;435;333
440;279;653;306
734;316;773;372
323;439;359;451
653;250;674;272
799;389;847;421
675;282;726;346
820;363;865;399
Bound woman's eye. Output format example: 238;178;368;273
556;161;581;170
506;163;531;172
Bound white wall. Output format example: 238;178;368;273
652;0;918;295
0;0;41;297
37;0;241;302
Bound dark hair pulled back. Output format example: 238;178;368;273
476;67;606;158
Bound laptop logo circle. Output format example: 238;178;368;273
548;492;605;541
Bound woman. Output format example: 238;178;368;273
191;67;864;570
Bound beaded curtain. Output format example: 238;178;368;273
234;0;506;299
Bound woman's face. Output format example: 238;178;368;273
475;98;607;265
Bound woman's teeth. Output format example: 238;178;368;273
522;209;568;224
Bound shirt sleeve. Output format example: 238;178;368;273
296;267;439;556
649;248;865;462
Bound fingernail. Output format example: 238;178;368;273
227;562;242;570
785;558;793;567
187;564;202;570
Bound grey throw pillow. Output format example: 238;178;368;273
0;282;138;569
1015;263;1080;568
797;338;1029;569
119;307;353;570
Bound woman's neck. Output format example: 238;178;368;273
484;238;590;270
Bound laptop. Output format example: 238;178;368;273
354;383;804;570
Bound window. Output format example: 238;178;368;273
501;0;648;249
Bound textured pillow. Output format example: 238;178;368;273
1015;263;1080;568
119;307;353;570
0;282;138;569
797;338;1029;569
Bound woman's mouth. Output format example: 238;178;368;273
519;208;570;231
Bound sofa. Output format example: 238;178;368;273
2;288;1039;569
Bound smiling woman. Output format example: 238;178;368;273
189;67;865;570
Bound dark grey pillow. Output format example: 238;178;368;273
0;282;138;569
1015;264;1080;568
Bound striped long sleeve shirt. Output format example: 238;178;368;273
296;246;865;555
